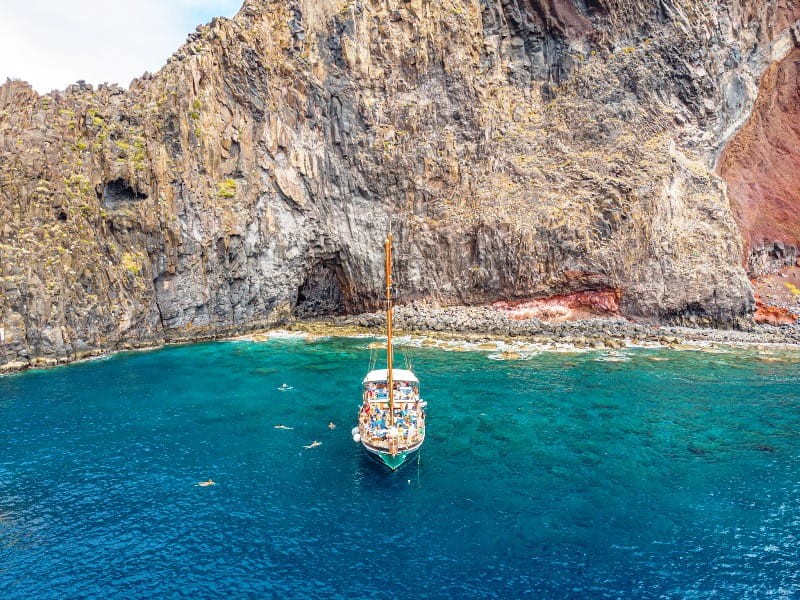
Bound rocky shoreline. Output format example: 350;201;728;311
324;302;800;348
5;301;800;376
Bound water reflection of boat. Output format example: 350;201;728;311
351;233;426;470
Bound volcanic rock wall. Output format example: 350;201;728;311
719;41;800;276
1;0;798;368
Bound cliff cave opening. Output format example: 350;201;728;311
294;262;346;318
101;179;148;208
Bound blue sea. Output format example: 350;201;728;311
1;336;799;598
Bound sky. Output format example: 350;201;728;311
0;0;243;93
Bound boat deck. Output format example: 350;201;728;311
357;398;425;453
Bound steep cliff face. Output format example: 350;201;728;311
719;42;800;275
1;0;798;367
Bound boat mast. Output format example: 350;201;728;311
385;233;394;428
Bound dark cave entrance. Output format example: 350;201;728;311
100;178;147;208
294;261;347;318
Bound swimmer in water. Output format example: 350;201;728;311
328;422;336;430
303;441;322;449
274;425;294;430
196;479;215;487
278;383;293;391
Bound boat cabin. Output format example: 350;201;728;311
363;368;419;402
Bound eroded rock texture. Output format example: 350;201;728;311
1;0;798;367
719;43;800;276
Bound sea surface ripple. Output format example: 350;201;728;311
1;338;799;598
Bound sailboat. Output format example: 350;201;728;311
352;233;426;470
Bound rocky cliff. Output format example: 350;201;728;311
719;43;800;275
1;0;799;369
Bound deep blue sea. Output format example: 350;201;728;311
1;336;799;598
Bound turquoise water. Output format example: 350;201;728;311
1;337;799;598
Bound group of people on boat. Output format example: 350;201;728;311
359;381;425;449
